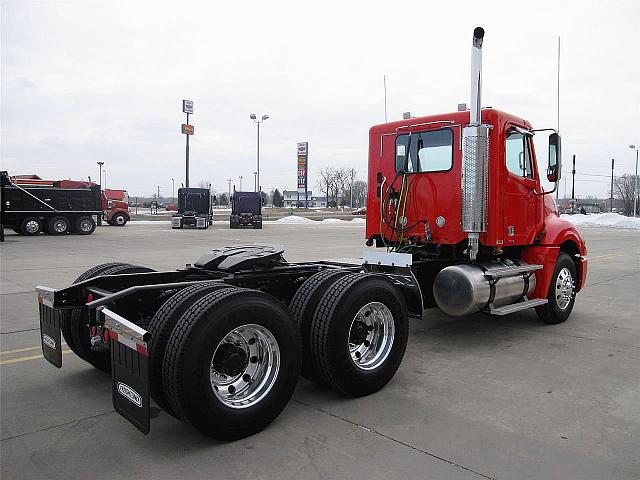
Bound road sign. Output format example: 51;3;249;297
182;124;194;135
182;100;193;114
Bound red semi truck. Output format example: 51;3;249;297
36;28;586;440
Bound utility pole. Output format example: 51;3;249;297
157;185;160;201
349;168;355;208
629;145;639;217
610;158;615;213
172;178;175;204
571;154;576;212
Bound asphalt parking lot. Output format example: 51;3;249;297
1;222;639;480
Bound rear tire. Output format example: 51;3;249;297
46;216;71;235
74;216;96;235
289;269;349;383
148;282;232;416
20;217;42;235
163;288;301;440
63;263;155;372
310;273;409;397
536;253;577;325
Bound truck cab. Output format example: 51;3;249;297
230;191;263;229
171;187;213;229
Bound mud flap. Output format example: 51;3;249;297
100;307;151;434
37;286;63;368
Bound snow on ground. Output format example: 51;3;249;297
275;216;316;224
561;213;640;230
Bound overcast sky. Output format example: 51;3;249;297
2;0;639;199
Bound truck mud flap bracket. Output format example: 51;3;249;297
100;307;151;434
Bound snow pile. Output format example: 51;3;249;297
322;218;348;224
275;215;316;224
350;217;366;224
561;213;640;230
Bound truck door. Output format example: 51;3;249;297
503;128;537;245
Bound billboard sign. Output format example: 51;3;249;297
181;124;194;135
297;142;308;195
182;100;193;114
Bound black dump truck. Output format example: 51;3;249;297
1;171;101;236
171;187;213;229
230;190;262;229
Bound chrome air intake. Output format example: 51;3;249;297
462;27;489;261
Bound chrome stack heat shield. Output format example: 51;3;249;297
462;27;489;261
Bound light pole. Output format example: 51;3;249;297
610;159;615;213
629;145;639;217
172;178;175;204
227;178;232;204
97;161;104;188
250;114;269;193
239;175;243;191
253;171;258;192
103;170;107;190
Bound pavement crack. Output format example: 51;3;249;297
1;410;115;442
294;399;495;479
584;270;640;288
1;327;40;335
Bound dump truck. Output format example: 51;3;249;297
36;28;587;441
230;190;263;229
171;187;213;229
1;171;101;236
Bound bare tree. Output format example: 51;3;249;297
352;180;367;207
197;180;210;189
317;167;336;208
614;174;639;215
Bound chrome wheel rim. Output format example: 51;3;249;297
25;220;40;234
115;215;125;225
79;219;93;232
348;302;395;371
209;324;280;409
53;219;67;233
555;267;574;310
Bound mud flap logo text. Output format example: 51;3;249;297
117;382;142;408
42;334;56;350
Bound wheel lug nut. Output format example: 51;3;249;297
250;356;258;363
248;338;256;345
355;351;361;358
228;385;236;395
242;374;251;383
364;340;370;347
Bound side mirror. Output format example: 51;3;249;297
547;133;561;183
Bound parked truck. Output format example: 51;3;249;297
1;171;101;235
230;190;263;229
171;187;213;229
36;28;587;441
103;189;130;226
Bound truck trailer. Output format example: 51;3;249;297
1;171;101;235
36;28;587;440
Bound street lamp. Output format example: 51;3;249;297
97;161;104;188
250;113;269;192
629;145;639;217
172;178;175;205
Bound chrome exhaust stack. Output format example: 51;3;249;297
461;27;489;261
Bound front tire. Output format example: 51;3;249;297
310;273;409;397
163;288;301;440
536;253;577;325
112;213;128;226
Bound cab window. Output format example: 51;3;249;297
395;129;453;173
505;129;533;178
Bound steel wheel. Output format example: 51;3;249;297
348;301;395;371
25;219;40;234
209;324;280;409
555;267;575;310
52;218;68;233
78;218;94;233
114;214;126;225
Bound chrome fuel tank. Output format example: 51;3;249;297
433;261;536;317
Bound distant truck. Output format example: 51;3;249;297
103;189;130;226
1;171;101;235
171;187;213;229
230;190;262;229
